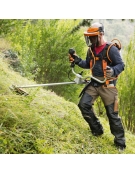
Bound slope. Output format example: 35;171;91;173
0;54;135;154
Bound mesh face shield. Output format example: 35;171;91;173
84;25;104;47
84;35;98;47
84;36;91;47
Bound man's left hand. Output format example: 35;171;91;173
106;66;114;78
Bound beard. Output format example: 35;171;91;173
90;36;99;47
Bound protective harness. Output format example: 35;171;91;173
88;39;121;87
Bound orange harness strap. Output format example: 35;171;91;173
102;59;118;85
89;41;121;85
89;47;95;74
102;59;109;85
89;49;114;85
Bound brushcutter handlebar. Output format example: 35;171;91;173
71;68;83;78
90;76;106;83
71;67;106;84
69;48;106;84
71;67;85;84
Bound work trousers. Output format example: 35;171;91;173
78;84;126;148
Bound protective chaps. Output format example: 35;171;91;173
105;103;126;147
78;92;103;136
78;92;126;147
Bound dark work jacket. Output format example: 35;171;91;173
78;44;125;77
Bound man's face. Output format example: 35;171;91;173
89;36;98;45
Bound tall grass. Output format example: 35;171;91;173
118;34;135;133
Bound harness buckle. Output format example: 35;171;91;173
103;80;114;87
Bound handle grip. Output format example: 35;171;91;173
68;48;75;56
69;48;76;67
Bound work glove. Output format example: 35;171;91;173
106;66;114;79
68;48;82;65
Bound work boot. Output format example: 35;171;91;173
117;146;125;152
83;115;104;136
114;138;126;152
92;127;104;136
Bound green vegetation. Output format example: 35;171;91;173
0;54;135;154
5;19;87;103
0;19;135;154
118;35;135;133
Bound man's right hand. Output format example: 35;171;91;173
68;48;81;65
69;55;75;63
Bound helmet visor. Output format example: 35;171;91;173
84;35;98;47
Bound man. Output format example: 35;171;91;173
69;22;126;151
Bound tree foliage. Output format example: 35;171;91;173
6;19;86;102
70;19;93;33
0;19;24;36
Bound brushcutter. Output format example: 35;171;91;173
10;67;106;96
10;67;87;95
10;48;106;95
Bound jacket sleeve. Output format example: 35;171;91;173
77;50;90;69
109;46;125;76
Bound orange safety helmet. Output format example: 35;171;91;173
84;27;100;36
84;22;104;46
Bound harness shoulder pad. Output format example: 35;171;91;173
102;42;111;59
106;39;121;63
111;39;121;50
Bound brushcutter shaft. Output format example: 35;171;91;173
13;67;106;89
15;81;76;88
